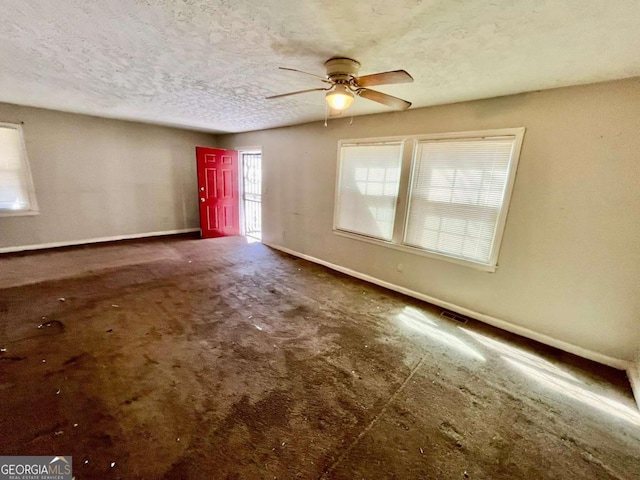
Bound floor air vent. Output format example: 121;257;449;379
440;310;469;324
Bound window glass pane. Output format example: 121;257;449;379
0;125;35;212
404;137;516;264
335;142;402;240
0;127;23;170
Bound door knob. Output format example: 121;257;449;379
200;198;205;202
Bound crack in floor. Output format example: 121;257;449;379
318;352;428;479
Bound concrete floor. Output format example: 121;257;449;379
1;235;639;479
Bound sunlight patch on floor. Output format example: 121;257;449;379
397;307;485;362
505;357;640;426
459;327;579;382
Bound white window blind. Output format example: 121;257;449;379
0;124;37;214
403;137;517;265
335;142;403;241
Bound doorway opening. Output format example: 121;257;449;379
241;151;262;241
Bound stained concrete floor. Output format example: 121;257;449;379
1;235;639;480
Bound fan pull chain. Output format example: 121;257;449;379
324;102;328;127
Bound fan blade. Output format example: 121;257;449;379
357;88;411;110
355;70;413;87
279;67;332;84
266;87;329;100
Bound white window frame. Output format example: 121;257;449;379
0;122;39;217
333;128;525;272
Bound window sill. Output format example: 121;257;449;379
333;229;497;272
0;209;40;218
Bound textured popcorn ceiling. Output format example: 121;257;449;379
1;0;640;133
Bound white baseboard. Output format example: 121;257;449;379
628;355;640;411
0;228;200;254
265;242;631;371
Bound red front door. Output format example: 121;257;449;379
196;147;240;238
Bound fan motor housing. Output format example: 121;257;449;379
324;57;360;80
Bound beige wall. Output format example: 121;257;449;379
0;103;216;249
219;77;640;364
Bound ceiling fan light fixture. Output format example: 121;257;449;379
325;85;354;111
269;58;412;112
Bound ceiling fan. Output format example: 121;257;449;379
266;57;413;113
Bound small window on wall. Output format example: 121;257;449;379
0;123;38;216
333;128;525;271
334;141;403;241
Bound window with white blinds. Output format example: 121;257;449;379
0;123;38;215
334;142;403;240
333;129;524;270
404;137;517;265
